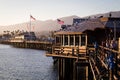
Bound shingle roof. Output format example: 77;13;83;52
59;19;105;32
56;17;120;33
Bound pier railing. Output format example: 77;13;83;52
46;44;120;80
99;46;120;80
53;46;86;54
46;45;88;59
0;40;53;50
89;45;120;80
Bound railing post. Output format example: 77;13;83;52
73;61;77;80
72;48;74;56
108;53;114;80
115;52;118;76
61;47;64;54
76;47;79;58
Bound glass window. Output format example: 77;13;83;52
81;34;86;46
61;35;63;45
56;36;60;44
70;35;74;45
75;35;79;46
64;35;68;45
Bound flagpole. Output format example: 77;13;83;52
30;15;31;40
30;15;31;32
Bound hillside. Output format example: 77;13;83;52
86;11;120;18
0;15;79;34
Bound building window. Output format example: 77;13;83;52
56;36;60;45
75;35;79;46
81;34;86;46
64;35;68;45
61;35;63;45
70;35;74;45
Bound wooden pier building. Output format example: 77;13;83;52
46;31;89;80
46;17;120;80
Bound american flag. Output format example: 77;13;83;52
30;15;36;20
57;19;64;25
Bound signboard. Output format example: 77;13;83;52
100;17;108;22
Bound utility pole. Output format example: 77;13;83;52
113;21;116;40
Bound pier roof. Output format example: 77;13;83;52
56;17;120;33
54;31;83;35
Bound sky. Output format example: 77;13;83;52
0;0;120;26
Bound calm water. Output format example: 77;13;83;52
0;44;58;80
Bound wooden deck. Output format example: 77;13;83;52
46;45;120;80
46;53;88;59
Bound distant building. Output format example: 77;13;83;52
10;32;36;42
73;18;88;26
1;34;11;41
61;25;71;30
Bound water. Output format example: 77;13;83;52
0;44;58;80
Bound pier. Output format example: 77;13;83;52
45;23;120;80
1;39;120;80
0;17;120;80
0;40;52;50
46;41;120;80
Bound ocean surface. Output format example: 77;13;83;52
0;44;58;80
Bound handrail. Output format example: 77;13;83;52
98;45;119;80
99;46;120;54
89;60;97;80
52;46;87;56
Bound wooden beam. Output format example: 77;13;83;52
89;60;97;80
46;53;88;59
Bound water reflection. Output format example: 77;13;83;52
0;44;58;80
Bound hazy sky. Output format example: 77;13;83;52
0;0;120;26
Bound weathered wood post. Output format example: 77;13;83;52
73;60;77;80
72;48;74;56
58;58;62;80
